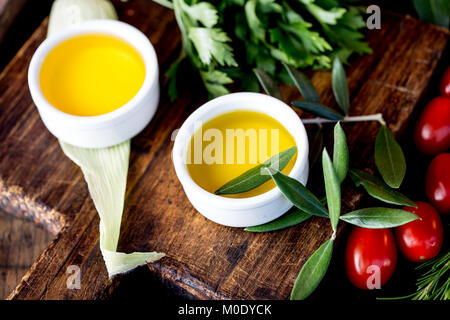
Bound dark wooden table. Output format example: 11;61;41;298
0;0;448;300
0;0;54;300
0;0;27;44
0;211;52;299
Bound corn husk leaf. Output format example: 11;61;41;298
50;0;164;277
48;0;118;37
60;141;165;277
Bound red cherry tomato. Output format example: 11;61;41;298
426;153;450;214
440;67;450;98
414;97;450;155
345;227;397;290
395;202;443;262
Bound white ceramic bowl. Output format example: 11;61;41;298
173;93;309;227
28;20;159;148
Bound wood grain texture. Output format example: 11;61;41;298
0;0;28;44
0;210;53;299
0;0;447;299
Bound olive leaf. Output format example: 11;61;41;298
340;207;419;228
331;57;349;115
350;169;416;207
283;63;320;103
292;101;344;120
333;122;349;183
290;238;334;300
245;207;311;232
215;146;297;195
269;170;329;218
253;68;282;100
412;0;450;28
375;124;406;188
322;149;341;231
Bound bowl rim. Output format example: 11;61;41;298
172;92;309;210
28;19;159;128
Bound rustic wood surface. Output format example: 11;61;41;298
0;211;52;299
0;0;28;44
0;0;447;300
0;0;51;299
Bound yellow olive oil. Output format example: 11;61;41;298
39;34;145;117
187;111;297;198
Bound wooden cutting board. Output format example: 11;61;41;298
0;0;28;44
0;1;448;300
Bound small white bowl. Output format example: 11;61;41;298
28;20;159;148
172;93;309;227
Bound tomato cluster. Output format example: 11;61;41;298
345;68;449;290
345;201;444;289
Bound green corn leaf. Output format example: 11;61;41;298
254;68;283;100
283;63;320;103
333;122;349;183
375;125;406;188
290;238;334;300
322;149;341;231
340;207;419;228
215;146;297;195
350;169;416;207
269;170;329;218
331;57;350;115
245;207;311;232
292;101;344;120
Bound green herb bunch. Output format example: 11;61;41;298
405;251;449;300
380;251;449;300
215;58;421;299
153;0;371;99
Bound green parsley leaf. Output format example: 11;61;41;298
188;27;237;66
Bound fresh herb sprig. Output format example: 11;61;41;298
255;57;407;190
153;0;371;99
216;58;419;299
219;122;418;299
379;251;450;300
